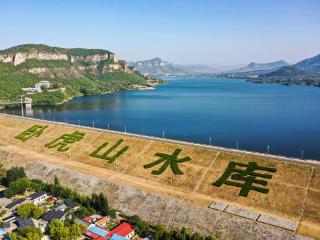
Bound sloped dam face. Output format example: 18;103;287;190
0;114;319;240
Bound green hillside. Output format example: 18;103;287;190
0;44;148;105
1;44;113;56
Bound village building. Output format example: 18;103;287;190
41;210;67;223
28;192;48;205
22;80;51;94
95;216;110;227
5;198;27;210
107;222;135;239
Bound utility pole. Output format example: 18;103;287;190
20;98;24;117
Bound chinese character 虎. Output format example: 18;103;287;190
144;148;191;175
90;139;129;163
45;131;85;152
15;125;48;142
212;161;276;197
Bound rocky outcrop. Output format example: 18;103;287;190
0;48;117;66
70;53;117;63
0;51;69;66
25;67;48;74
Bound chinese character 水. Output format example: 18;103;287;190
144;148;191;175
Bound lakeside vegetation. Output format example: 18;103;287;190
0;61;147;105
0;44;150;106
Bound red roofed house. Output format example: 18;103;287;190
83;216;94;223
107;222;135;239
96;216;110;227
83;230;100;239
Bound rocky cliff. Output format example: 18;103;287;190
0;44;147;105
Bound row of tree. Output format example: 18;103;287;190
127;215;216;240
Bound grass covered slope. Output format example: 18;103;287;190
0;44;148;105
0;114;319;239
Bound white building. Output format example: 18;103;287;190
28;192;48;205
22;80;50;94
39;80;50;87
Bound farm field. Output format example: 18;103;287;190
0;114;319;239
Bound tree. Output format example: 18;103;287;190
107;209;117;219
4;167;26;186
126;215;150;235
17;226;43;240
7;226;43;240
0;208;7;217
90;193;109;214
17;203;43;219
0;163;6;184
75;206;95;219
30;179;46;192
152;224;166;240
48;219;82;240
4;177;30;197
7;232;17;240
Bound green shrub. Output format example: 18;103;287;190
4;177;30;197
17;203;43;219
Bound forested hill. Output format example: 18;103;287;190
252;53;320;86
0;44;148;105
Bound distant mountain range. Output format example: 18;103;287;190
252;54;320;86
130;53;320;86
129;58;224;75
129;58;187;76
263;54;320;77
226;60;289;74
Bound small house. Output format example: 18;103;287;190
41;210;67;223
5;198;26;210
28;192;48;205
16;218;35;230
107;222;135;239
95;216;110;227
64;200;79;210
83;225;109;239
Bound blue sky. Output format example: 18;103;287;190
0;0;319;65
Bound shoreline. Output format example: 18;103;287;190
1;112;319;166
1;80;165;108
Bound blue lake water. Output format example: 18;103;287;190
3;77;320;160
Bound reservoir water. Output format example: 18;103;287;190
2;77;320;160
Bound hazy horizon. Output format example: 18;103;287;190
1;0;319;65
